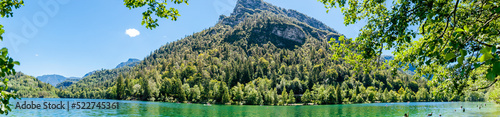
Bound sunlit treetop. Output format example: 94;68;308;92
320;0;500;94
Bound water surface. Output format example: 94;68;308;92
9;98;500;116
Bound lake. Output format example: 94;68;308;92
8;98;500;116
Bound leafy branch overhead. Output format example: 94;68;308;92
124;0;189;30
0;0;23;41
0;0;23;115
320;0;500;93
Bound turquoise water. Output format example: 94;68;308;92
8;98;500;116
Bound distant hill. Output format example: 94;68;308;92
51;58;138;89
82;58;140;78
55;78;81;89
115;58;140;69
36;74;80;86
82;70;98;78
3;72;59;98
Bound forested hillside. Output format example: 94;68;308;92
57;0;486;105
1;73;59;98
55;78;81;89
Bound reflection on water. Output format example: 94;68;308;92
8;98;500;116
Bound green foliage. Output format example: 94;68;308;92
0;0;23;18
0;78;17;115
231;83;244;104
59;67;133;99
123;0;189;29
486;82;500;103
281;88;288;104
319;0;500;96
301;89;312;104
288;90;296;104
0;0;23;115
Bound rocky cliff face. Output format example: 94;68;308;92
218;0;342;49
271;25;305;43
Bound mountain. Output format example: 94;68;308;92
115;58;141;69
52;59;139;89
60;0;433;104
219;0;341;49
81;58;141;78
36;74;70;86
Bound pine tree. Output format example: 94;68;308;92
116;74;124;99
282;88;288;105
140;78;151;100
288;90;295;104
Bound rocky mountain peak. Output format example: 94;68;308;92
222;0;338;34
236;0;264;7
233;0;270;13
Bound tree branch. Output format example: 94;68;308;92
472;79;498;91
471;37;494;47
437;0;460;40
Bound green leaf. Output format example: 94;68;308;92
460;50;467;57
464;25;469;32
479;53;493;62
445;52;456;61
480;47;492;54
456;28;464;32
458;56;464;65
486;69;496;81
494;7;500;13
339;36;345;42
0;48;7;55
474;63;480;68
493;61;500;73
3;78;8;82
12;61;19;65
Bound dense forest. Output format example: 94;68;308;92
52;0;491;105
1;0;494;105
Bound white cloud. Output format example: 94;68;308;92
35;54;38;56
125;28;140;37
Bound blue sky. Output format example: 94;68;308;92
0;0;380;78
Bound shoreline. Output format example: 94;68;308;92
15;98;496;106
